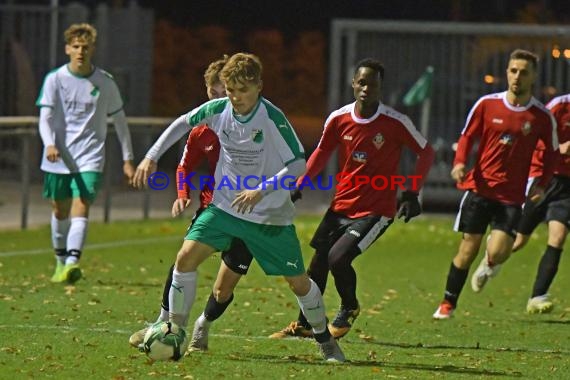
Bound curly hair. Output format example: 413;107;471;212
219;53;262;85
204;54;229;87
64;23;97;45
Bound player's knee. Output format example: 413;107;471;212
327;245;356;272
53;209;70;219
52;201;71;219
175;246;197;271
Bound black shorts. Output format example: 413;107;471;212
190;207;253;275
310;208;393;254
221;238;253;275
454;191;521;238
518;175;570;235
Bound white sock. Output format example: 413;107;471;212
51;213;70;264
296;279;327;334
157;307;169;323
196;312;210;327
66;217;88;265
168;269;197;328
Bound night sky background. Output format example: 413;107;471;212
14;0;570;36
137;0;570;35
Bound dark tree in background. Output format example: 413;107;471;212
151;21;326;120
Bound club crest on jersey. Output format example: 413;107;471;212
521;121;532;136
90;85;99;96
372;133;384;149
499;133;514;145
252;129;263;143
352;151;367;163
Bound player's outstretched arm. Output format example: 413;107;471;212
133;158;157;189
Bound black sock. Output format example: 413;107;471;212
531;245;562;298
332;265;358;310
204;292;234;322
307;250;329;294
313;328;332;343
55;248;67;262
443;262;468;307
160;264;174;311
297;310;311;329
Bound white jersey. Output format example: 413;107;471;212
36;64;128;173
185;97;305;225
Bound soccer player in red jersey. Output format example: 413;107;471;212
129;56;254;352
270;58;434;339
433;49;558;319
511;93;570;314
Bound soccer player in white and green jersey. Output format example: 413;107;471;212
132;53;345;362
37;23;135;284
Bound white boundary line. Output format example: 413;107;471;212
0;324;294;343
0;220;318;258
1;324;568;355
0;236;181;257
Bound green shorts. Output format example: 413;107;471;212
43;172;102;203
186;205;305;276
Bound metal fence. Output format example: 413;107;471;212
328;20;570;207
0;116;177;229
0;1;154;116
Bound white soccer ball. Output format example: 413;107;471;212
142;321;189;361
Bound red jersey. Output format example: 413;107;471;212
301;102;434;218
529;94;570;178
454;92;557;205
176;125;220;208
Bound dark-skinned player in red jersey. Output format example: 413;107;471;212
270;58;435;339
433;49;558;319
511;93;570;314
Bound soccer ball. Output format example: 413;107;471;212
142;321;189;361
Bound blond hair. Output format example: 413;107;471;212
220;53;262;86
64;23;97;45
204;54;229;87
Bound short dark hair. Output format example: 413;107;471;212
509;49;539;70
354;58;384;80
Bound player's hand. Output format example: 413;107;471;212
559;141;570;156
290;189;302;203
132;158;157;189
172;198;191;217
397;191;422;223
450;163;466;183
527;184;545;203
231;189;263;214
123;160;136;185
46;145;60;162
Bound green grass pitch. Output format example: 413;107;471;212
0;215;568;379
